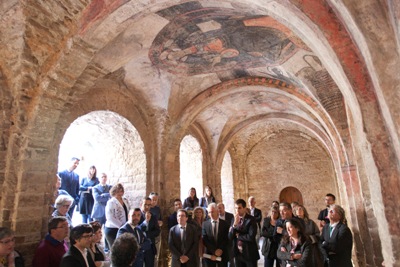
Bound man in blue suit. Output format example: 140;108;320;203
91;173;112;225
139;197;161;267
118;208;151;267
58;157;80;218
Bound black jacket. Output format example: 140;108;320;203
60;245;96;267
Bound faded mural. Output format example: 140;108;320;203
149;1;311;76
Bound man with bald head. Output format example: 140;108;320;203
203;203;230;267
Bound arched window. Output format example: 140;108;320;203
221;151;234;213
180;135;203;202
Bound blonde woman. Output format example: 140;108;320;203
104;183;130;248
191;206;206;266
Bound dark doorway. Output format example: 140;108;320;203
279;186;303;205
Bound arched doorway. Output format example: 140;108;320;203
180;135;203;202
58;110;147;225
279;186;303;205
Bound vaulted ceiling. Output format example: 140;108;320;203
1;0;400;265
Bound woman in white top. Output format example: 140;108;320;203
104;183;130;248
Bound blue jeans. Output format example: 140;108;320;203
104;227;118;248
82;214;93;223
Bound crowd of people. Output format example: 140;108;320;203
0;157;355;267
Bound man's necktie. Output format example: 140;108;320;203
180;226;186;254
133;227;141;244
329;225;334;237
213;220;218;242
237;217;243;252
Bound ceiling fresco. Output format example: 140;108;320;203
149;1;311;76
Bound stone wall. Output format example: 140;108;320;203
245;130;337;220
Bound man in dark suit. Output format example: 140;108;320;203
203;203;230;267
169;199;183;230
217;203;234;226
58;157;80;218
273;202;294;245
117;208;151;267
168;209;199;267
139;197;161;267
321;205;353;267
60;224;96;267
217;203;234;267
248;197;262;229
318;193;336;229
248;196;262;247
229;199;259;267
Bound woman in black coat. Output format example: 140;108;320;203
277;218;312;267
183;187;199;211
261;206;280;267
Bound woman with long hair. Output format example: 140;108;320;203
88;221;110;267
190;206;206;267
294;205;320;242
294;205;324;267
199;185;216;209
277;218;312;267
261;206;280;267
79;165;100;223
183;187;199;210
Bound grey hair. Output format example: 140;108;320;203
208;203;218;210
55;194;74;208
332;204;346;223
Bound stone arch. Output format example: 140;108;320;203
58;110;147;207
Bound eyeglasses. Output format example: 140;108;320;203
81;234;94;239
55;224;70;229
0;237;15;245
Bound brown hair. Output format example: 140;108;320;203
110;183;124;197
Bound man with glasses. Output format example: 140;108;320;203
139;197;161;267
0;227;24;267
60;224;96;267
32;216;69;267
321;205;353;267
